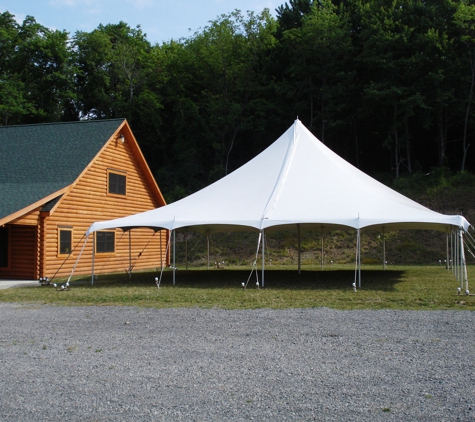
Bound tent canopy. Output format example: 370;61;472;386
87;119;469;235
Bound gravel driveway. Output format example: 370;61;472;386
0;303;474;421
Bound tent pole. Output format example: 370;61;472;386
173;230;176;285
450;229;454;273
261;230;265;288
297;224;301;274
455;233;463;289
446;231;449;270
459;229;464;291
185;229;188;271
453;229;457;277
128;230;132;278
207;235;210;270
159;230;162;268
358;229;362;288
91;234;95;286
321;226;324;270
382;227;386;270
460;229;469;293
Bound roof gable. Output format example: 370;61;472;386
0;119;125;221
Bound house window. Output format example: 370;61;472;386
108;170;126;196
96;231;115;253
58;228;72;255
0;227;8;267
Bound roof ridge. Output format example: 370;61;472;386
0;118;125;130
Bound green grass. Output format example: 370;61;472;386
1;264;474;310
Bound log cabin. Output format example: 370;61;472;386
0;119;168;280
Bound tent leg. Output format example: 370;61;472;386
382;227;386;270
321;226;324;270
207;235;210;270
456;230;461;290
173;230;176;285
460;230;469;294
297;224;301;274
357;229;362;288
91;234;95;286
446;231;449;270
261;230;265;288
128;230;132;278
450;229;454;273
185;230;188;271
159;230;162;268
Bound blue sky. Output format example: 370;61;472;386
0;0;278;44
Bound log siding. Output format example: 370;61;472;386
0;120;167;280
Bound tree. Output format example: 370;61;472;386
0;12;74;124
454;1;475;171
167;10;277;185
282;0;353;144
73;22;155;120
276;0;315;33
356;0;458;176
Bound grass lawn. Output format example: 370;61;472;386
0;264;474;310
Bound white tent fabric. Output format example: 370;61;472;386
87;119;469;235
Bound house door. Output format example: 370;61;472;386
0;225;37;280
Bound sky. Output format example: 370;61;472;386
0;0;278;44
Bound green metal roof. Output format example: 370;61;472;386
0;119;125;221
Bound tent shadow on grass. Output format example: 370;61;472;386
77;269;405;292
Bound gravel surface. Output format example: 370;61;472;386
0;303;474;421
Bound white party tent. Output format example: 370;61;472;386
84;119;471;289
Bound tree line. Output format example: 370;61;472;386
1;0;475;201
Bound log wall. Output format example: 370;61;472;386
3;122;168;280
42;128;168;278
